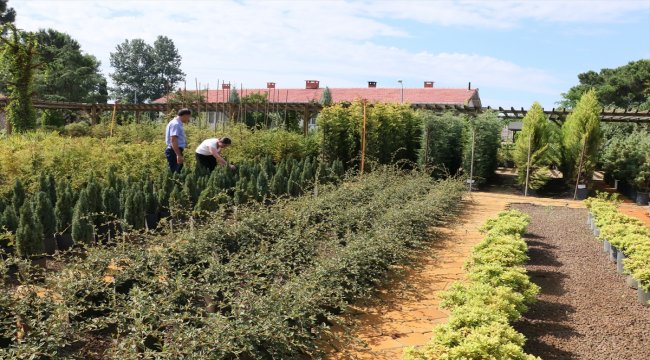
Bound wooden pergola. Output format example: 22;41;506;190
1;98;650;134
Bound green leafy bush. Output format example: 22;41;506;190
463;111;502;184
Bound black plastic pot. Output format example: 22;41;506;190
31;256;47;268
616;250;626;274
587;213;592;226
637;286;650;306
55;233;74;251
43;236;57;255
636;191;650;206
594;227;600;237
576;187;589;200
145;214;159;231
603;239;611;253
609;245;618;263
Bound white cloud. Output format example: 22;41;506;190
8;0;646;106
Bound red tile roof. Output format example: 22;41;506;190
153;88;479;106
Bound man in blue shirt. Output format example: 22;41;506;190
165;108;191;173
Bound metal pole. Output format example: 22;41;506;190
398;80;403;104
524;128;533;197
468;124;475;192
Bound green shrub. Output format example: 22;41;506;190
71;190;94;244
11;179;25;212
1;206;19;233
32;191;56;239
418;111;465;176
463;111;502;184
16;201;44;257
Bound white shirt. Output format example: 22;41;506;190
195;138;222;156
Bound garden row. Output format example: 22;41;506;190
405;210;540;360
0;169;464;358
586;196;650;305
0;156;345;259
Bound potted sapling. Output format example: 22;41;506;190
16;202;46;267
33;192;57;255
634;160;650;205
55;183;74;250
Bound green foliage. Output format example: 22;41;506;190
11;178;25;212
602;130;650;188
110;36;185;103
320;86;332;106
0;1;16;30
32;28;107;103
71;190;94;244
1;205;17;232
561;90;602;186
229;87;240;104
406;210;539;360
32;191;55;239
0;24;38;132
463;110;502;184
514;102;558;189
287;164;302;196
55;182;73;233
418;111;465;176
256;172;269;201
124;186;145;229
318;101;421;169
16;201;44;257
102;187;120;219
560;59;650;109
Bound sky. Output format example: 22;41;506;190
9;0;650;108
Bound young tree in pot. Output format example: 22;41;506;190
287;165;302;197
1;205;18;233
634;154;650;205
124;187;145;230
513;102;558;194
256;172;269;202
71;190;94;245
16;201;44;258
54;183;74;249
561;90;602;199
270;164;288;196
32;191;56;254
38;172;57;205
11;179;25;213
102;187;120;238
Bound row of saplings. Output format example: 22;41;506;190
0;156;345;258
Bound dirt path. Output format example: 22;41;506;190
512;204;650;360
326;192;583;359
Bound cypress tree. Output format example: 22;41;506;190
124;187;145;230
55;183;73;234
16;201;44;257
256;172;269;201
300;157;315;186
317;161;329;184
246;176;257;200
11;179;25;212
514;102;557;190
263;156;275;178
85;174;103;215
32;191;56;239
38;172;57;205
1;206;18;232
71;190;94;244
330;160;345;182
270;165;288;195
102;187;120;220
234;182;247;205
287;166;302;196
183;173;199;205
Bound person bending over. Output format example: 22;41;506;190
195;137;235;172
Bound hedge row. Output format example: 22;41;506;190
405;210;540;360
586;197;650;291
0;169;464;358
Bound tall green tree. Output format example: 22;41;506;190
463;111;502;184
110;37;184;103
418;111;465;176
320;86;332;106
0;24;39;133
514;102;558;190
32;29;107;103
561;90;602;192
152;35;185;98
0;0;15;34
560;60;650;109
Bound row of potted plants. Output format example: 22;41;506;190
586;196;650;306
404;210;540;360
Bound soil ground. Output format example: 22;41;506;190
512;204;650;360
325;192;583;359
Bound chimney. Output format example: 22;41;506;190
368;81;377;88
222;83;231;90
468;82;471;90
305;80;320;89
424;81;434;88
267;82;276;89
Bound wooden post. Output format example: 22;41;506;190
90;104;98;125
361;99;367;176
109;102;118;137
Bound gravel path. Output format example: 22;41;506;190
512;204;650;360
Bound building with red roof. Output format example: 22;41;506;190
153;80;481;108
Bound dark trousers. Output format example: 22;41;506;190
196;153;217;172
165;147;184;173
